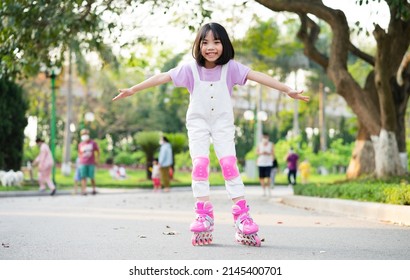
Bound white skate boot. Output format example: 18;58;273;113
190;201;214;246
232;199;261;247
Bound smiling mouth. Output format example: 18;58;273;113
206;53;217;57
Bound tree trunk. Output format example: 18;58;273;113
371;129;404;177
393;53;410;172
346;124;375;178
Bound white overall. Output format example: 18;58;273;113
186;62;245;199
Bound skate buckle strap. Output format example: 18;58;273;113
195;207;213;215
236;213;254;226
232;204;250;216
196;214;214;226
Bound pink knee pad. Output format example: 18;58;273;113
192;156;210;181
219;156;240;180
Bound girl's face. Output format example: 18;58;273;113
200;31;223;68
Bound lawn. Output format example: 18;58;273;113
1;166;346;192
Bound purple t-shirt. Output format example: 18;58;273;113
287;153;299;170
168;60;250;95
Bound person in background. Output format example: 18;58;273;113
118;165;127;179
299;159;312;185
78;129;100;195
33;138;56;196
151;158;161;192
270;158;279;188
158;136;173;193
256;133;274;197
286;147;299;186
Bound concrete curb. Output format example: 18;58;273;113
0;188;143;198
281;195;410;226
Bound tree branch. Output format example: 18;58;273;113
348;42;375;66
296;13;329;69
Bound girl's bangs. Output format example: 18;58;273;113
201;26;221;41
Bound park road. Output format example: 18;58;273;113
0;186;409;260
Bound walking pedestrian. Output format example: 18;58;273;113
286;147;299;186
257;133;274;197
33;138;56;196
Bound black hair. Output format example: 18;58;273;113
35;138;43;143
192;22;235;67
162;136;169;143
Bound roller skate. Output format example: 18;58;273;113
190;201;214;246
232;199;261;247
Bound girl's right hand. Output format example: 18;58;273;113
112;88;134;101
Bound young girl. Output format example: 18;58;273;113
113;22;309;246
151;159;161;192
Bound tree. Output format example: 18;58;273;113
255;0;410;177
0;0;129;79
0;0;131;172
0;78;27;170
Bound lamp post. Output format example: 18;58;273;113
50;70;57;183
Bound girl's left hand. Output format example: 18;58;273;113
287;89;310;102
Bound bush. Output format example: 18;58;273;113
175;150;191;170
114;152;135;165
384;184;410;205
294;177;410;205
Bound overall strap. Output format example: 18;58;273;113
190;62;201;82
220;63;229;81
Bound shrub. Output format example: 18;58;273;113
294;177;410;205
114;152;135;165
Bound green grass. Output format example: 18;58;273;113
1;167;345;191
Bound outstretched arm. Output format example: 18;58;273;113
247;70;310;102
112;72;172;101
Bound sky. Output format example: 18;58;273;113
323;0;389;29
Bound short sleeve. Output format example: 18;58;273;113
227;60;250;86
168;63;194;93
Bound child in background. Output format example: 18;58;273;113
151;159;161;192
299;159;312;185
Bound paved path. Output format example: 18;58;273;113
1;186;409;260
